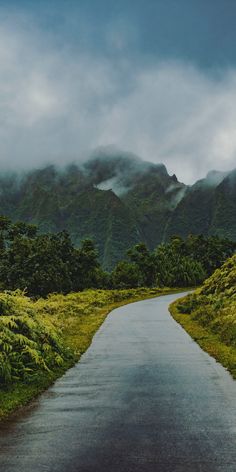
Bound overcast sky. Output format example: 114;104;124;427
0;0;236;182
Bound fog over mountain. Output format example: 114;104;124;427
0;150;235;269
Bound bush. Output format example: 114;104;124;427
0;291;70;385
175;254;236;346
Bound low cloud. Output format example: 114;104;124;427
0;14;236;183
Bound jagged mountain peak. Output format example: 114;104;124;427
191;169;229;191
83;148;169;196
0;151;235;268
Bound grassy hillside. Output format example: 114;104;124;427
170;254;236;378
0;286;175;420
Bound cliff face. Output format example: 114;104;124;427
0;152;235;269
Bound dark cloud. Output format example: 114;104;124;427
0;3;235;182
6;0;236;68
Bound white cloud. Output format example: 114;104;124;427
98;64;236;182
0;16;236;183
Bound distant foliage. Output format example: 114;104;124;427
0;217;107;296
0;216;234;295
168;234;236;276
155;245;206;287
112;261;141;288
127;243;157;287
111;235;235;289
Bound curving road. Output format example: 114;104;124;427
0;293;236;472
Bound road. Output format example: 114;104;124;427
0;292;236;472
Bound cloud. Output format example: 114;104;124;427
0;13;236;182
98;64;236;183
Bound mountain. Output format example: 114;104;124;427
164;169;236;240
0;150;235;269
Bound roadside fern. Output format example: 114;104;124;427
0;291;69;385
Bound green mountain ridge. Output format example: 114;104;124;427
0;151;235;268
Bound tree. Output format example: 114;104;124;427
72;239;101;291
112;261;141;288
127;243;156;287
154;243;206;287
0;217;104;296
184;234;236;275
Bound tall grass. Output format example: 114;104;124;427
170;254;236;377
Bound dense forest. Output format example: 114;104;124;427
0;215;235;297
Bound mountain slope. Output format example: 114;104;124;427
0;159;144;269
165;169;236;240
210;170;236;240
0;151;235;268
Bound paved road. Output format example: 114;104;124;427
0;293;236;472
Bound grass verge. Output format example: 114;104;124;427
169;296;236;379
0;286;179;421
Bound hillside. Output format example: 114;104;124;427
0;150;235;268
171;254;236;377
165;170;236;240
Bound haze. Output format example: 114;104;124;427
0;0;236;183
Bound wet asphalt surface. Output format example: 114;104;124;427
0;292;236;472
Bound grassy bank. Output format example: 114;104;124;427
0;287;176;420
169;255;236;379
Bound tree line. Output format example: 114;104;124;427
0;216;235;297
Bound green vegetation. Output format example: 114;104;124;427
112;236;235;289
0;286;175;420
169;254;236;378
0;212;235;418
0;291;70;384
0;217;107;296
0;216;234;296
0;154;235;268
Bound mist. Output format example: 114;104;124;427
0;11;236;183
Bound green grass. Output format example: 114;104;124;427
0;286;179;421
169;256;236;378
169;293;236;380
